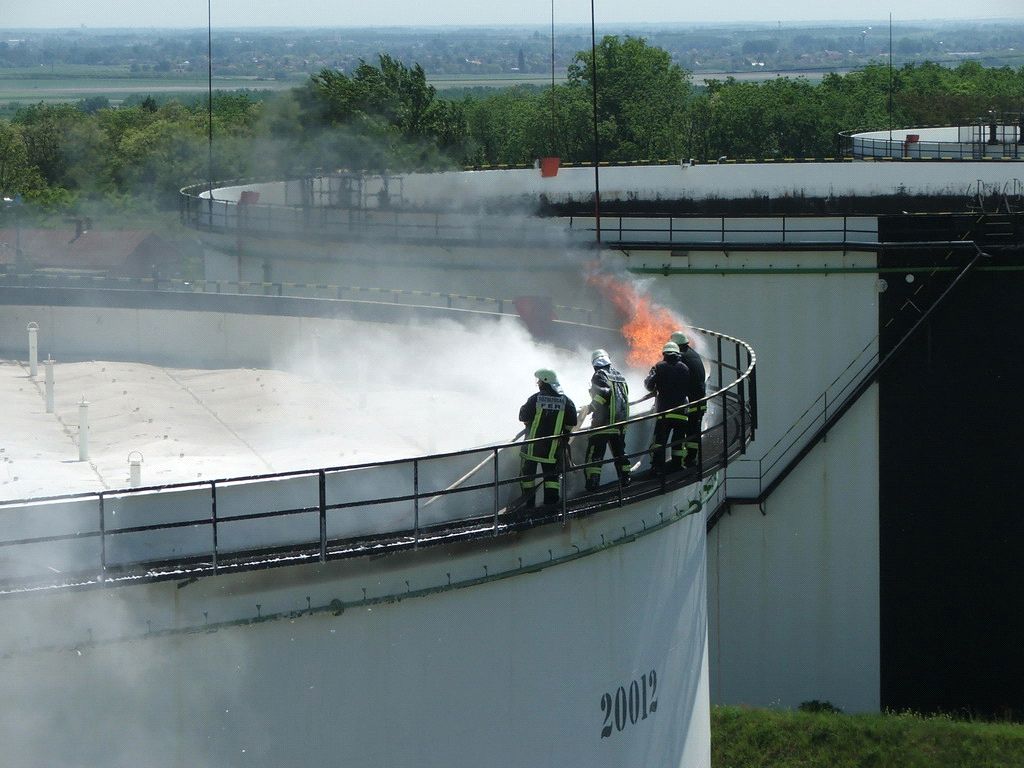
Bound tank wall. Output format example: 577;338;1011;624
0;303;498;370
623;250;881;711
209;162;1023;210
0;492;711;768
709;392;880;712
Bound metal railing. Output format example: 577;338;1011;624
179;183;879;249
0;328;755;593
567;215;879;247
720;247;983;516
179;189;572;246
0;272;597;325
841;131;1024;161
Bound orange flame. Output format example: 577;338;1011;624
587;270;687;369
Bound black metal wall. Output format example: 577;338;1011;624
878;222;1024;718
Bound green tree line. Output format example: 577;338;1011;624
2;37;1023;217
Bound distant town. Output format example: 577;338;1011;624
1;20;1022;87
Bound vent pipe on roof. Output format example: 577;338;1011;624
78;397;89;462
129;451;143;488
44;356;54;413
26;322;38;378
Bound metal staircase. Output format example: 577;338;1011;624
707;240;989;531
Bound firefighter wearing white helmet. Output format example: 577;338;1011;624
644;341;690;472
670;330;707;468
518;368;577;509
584;349;631;490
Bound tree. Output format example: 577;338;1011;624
12;103;84;189
566;36;692;162
298;55;466;171
0;122;45;199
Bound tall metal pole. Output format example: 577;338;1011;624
549;0;556;155
589;0;601;244
207;0;214;212
888;13;893;145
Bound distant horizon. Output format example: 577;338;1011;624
3;17;1024;32
2;0;1021;32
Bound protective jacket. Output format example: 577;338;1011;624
644;357;690;415
680;346;707;404
519;384;578;463
589;365;629;433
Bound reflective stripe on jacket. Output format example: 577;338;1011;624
519;386;578;463
589;366;629;434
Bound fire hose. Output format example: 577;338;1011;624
423;392;657;507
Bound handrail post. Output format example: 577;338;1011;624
749;359;759;430
98;492;106;581
739;377;747;454
413;459;420;548
734;343;745;450
721;391;730;469
319;470;327;563
492;448;500;534
717;336;724;391
210;481;219;571
561;468;568;526
697;420;705;478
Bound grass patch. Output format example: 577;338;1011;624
712;705;1024;768
0;73;290;108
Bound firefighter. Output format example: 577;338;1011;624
644;342;690;473
519;368;577;508
584;349;632;491
670;330;707;469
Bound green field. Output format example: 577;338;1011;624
0;67;570;109
0;69;296;107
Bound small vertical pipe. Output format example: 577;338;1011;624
27;322;39;378
44;355;54;413
78;397;89;461
129;452;142;488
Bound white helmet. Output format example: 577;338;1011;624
535;368;560;387
590;348;611;367
670;331;689;347
662;341;680;356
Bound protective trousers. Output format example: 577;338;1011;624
520;455;563;507
683;405;706;468
651;414;688;472
584;431;631;489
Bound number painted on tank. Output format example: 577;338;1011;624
599;669;658;739
599;692;613;738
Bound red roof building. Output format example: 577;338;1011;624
0;224;177;277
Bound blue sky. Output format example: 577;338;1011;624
2;0;1022;28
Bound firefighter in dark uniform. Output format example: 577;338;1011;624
519;369;577;507
584;349;632;491
644;342;690;473
671;331;707;469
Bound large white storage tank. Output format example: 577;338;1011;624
0;292;755;767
